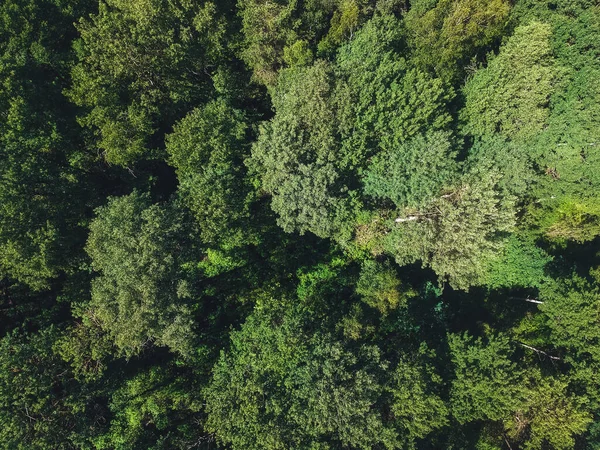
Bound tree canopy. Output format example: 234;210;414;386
2;0;600;449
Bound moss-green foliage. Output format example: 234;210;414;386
86;192;202;357
336;13;453;168
0;0;94;289
388;353;449;441
404;0;511;80
69;0;230;165
166;99;256;247
450;333;592;449
55;318;113;382
464;137;536;198
385;172;516;290
0;328;105;448
537;278;600;367
462;22;558;142
251;61;351;238
317;0;361;55
237;0;299;86
91;366;204;450
364;131;457;208
503;4;600;244
449;333;526;423
238;0;373;86
2;0;600;448
205;303;450;449
507;376;592;450
356;259;415;313
483;234;552;289
251;13;454;239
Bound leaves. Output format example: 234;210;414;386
86;192;201;357
1;1;600;449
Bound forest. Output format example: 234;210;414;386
1;0;600;448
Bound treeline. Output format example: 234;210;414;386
1;0;600;448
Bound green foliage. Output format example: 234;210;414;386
238;0;372;85
449;332;525;423
166;99;255;246
237;0;296;86
283;39;313;68
0;95;62;288
317;0;361;55
0;0;93;289
2;0;600;448
404;0;511;80
92;366;204;450
252;13;454;239
462;22;558;142
69;0;229;165
450;332;592;449
538;278;600;366
506;376;592;450
205;305;400;449
465;137;536;198
251;61;351;238
296;255;348;303
356;259;414;313
483;234;552;289
530;62;600;241
86;192;201;357
364;131;457;208
336;13;453;168
385;173;516;290
55;318;113;382
544;198;600;242
388;353;449;441
0;328;104;449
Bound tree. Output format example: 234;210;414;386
250;61;352;238
204;304;400;449
404;0;511;80
356;259;415;313
238;0;373;86
385;172;516;290
506;376;591;450
2;1;600;448
449;332;525;424
0;328;106;449
449;332;592;449
388;353;449;443
526;25;600;243
55;317;114;382
336;13;453;169
251;14;454;239
364;131;458;209
483;234;552;289
91;366;206;450
317;0;361;55
0;0;94;289
465;137;536;198
166;99;256;247
68;0;230;165
462;22;558;142
537;277;600;367
85;192;202;358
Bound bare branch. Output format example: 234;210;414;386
513;341;561;361
395;216;419;223
509;297;544;304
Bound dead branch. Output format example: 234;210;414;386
509;297;544;305
395;216;419;223
513;341;561;361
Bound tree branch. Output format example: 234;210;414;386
509;297;544;304
513;341;561;361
